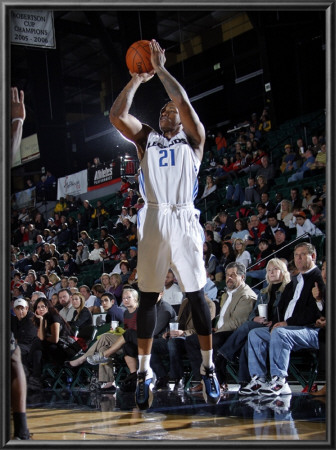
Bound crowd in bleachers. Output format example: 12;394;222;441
10;106;327;395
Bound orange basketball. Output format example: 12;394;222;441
126;40;153;74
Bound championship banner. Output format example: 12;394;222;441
57;169;88;199
87;159;121;191
11;10;56;48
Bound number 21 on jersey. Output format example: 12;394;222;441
159;148;175;167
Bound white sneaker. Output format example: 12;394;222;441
258;376;292;396
238;375;268;395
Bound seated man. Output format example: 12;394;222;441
185;262;257;392
215;258;291;391
150;295;216;391
85;293;175;393
240;242;324;396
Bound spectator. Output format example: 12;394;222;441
270;228;293;263
290;211;324;238
215;210;236;241
151;295;216;391
196;175;217;204
255;175;269;199
203;242;218;279
301;186;317;210
109;273;123;305
56;222;71;253
66;287;139;392
290;187;303;210
277;199;294;228
62;252;78;277
100;273;112;292
79;285;98;313
79;230;93;248
68;292;93;334
110;251;128;275
81;200;94;230
91;200;109;228
288;148;315;182
256;203;269;225
246;237;273;286
120;260;132;284
243;176;260;205
161;269;184;313
263;213;289;245
45;273;62;300
11;298;42;390
255;155;275;186
205;230;221;260
128;246;138;270
233;238;252;268
260;192;276;213
88;240;104;263
58;288;76;323
215;258;291;391
246;215;267;247
239;242;324;396
186;262;257;392
75;242;89;266
100;292;124;324
304;143;326;176
32;296;76;366
49;257;63;276
215;242;236;282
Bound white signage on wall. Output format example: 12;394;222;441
57;170;88;199
11;10;56;48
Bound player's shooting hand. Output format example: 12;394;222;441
11;87;26;120
149;39;166;71
129;71;155;83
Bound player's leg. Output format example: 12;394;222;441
11;342;30;440
187;289;220;404
135;291;159;409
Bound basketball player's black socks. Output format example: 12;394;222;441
13;412;30;439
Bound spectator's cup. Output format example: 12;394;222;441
111;321;119;331
169;322;179;337
257;304;268;321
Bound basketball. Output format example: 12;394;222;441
126;40;153;74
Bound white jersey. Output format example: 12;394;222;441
137;129;206;293
139;130;200;205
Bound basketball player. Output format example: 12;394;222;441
11;87;30;439
110;39;220;409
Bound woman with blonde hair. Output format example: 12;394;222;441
233;238;251;268
214;258;291;392
68;292;93;333
277;199;293;227
109;273;123;305
100;273;112;292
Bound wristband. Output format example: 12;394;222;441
11;118;24;125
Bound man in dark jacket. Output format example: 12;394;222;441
11;298;42;389
240;242;324;396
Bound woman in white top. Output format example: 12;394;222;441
201;175;217;200
229;219;250;243
88;240;104;262
233;238;252;268
277;199;294;227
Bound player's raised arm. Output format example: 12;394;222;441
109;72;154;159
149;39;205;159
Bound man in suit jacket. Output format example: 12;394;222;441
185;262;257;391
